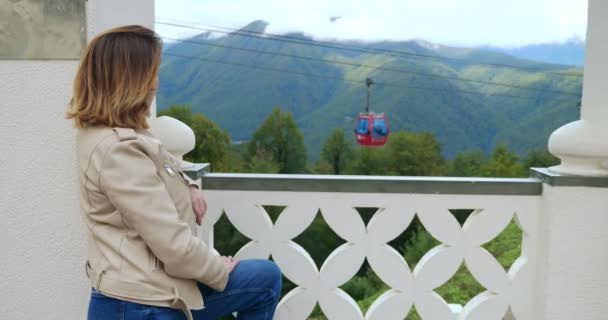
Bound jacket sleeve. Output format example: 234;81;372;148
180;171;200;189
99;140;229;291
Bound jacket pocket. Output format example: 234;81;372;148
160;161;188;186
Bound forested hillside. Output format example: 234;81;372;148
157;20;582;159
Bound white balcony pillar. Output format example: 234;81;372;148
541;3;608;316
531;170;608;320
548;0;608;176
148;116;195;165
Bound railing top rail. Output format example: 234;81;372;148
198;173;542;195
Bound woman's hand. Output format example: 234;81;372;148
221;256;240;273
189;186;207;225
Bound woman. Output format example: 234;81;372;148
67;25;281;320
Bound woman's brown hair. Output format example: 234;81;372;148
67;25;161;129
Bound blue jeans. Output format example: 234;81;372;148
88;259;282;320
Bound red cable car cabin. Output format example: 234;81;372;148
354;112;389;146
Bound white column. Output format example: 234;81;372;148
534;178;608;320
540;4;608;315
548;0;608;176
579;0;608;122
86;0;155;38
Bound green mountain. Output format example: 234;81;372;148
157;20;583;160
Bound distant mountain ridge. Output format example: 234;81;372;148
158;20;583;160
482;37;585;66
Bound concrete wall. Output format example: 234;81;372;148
0;1;153;319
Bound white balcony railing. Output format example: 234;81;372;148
192;173;542;320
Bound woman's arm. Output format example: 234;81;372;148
166;153;207;225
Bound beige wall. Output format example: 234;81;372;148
0;1;154;319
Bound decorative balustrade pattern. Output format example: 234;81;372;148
201;190;539;320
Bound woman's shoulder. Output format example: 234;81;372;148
77;127;159;148
76;127;161;168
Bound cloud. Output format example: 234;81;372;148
155;0;588;47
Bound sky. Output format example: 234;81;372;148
155;0;588;47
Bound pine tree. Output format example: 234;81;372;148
320;128;353;175
247;107;307;173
